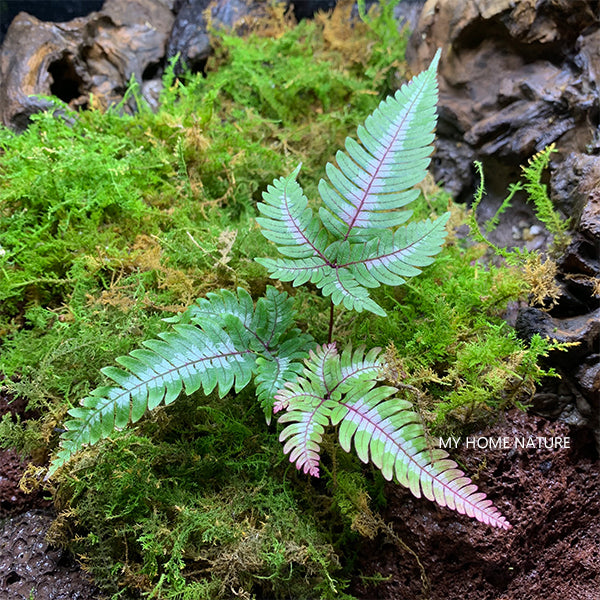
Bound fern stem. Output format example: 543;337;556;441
327;300;334;344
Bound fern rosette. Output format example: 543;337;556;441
256;49;449;317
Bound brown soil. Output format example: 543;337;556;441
0;394;48;519
1;395;598;600
351;409;600;600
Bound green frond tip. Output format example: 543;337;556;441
256;50;449;315
49;286;313;476
521;143;570;250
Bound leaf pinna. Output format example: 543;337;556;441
51;49;511;530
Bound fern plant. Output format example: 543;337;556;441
50;49;511;530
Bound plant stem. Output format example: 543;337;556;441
327;300;334;344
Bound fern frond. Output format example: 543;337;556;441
331;389;512;530
255;166;332;289
256;164;329;260
262;214;449;317
256;51;449;316
256;255;332;289
276;343;512;530
333;214;450;288
191;286;316;416
50;287;312;474
274;343;376;475
170;286;256;327
337;344;383;388
256;256;385;315
318;266;388;316
180;286;305;355
275;343;383;412
255;333;314;419
51;323;255;474
276;384;337;477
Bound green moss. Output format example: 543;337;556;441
56;394;346;599
0;4;411;597
0;0;404;331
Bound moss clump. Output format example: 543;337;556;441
0;0;406;399
0;3;410;597
0;1;405;330
51;394;346;599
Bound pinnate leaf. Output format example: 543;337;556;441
276;343;512;530
50;287;311;474
256;50;449;316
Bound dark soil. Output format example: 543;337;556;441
351;409;600;600
1;394;598;600
0;392;101;600
0;510;102;600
